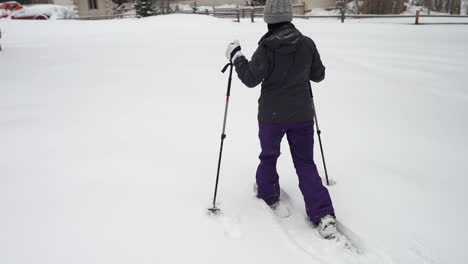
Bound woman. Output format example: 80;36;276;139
225;0;337;239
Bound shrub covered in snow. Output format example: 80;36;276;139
135;0;157;17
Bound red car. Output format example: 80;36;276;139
1;1;49;20
0;1;23;11
0;1;23;18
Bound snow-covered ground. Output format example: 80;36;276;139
1;15;468;264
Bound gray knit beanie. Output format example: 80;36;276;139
263;0;293;24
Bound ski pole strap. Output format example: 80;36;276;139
221;62;232;73
230;46;241;60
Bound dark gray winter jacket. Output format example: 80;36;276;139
234;23;325;123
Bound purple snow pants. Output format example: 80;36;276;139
255;120;335;224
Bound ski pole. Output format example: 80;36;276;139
208;61;234;214
309;83;331;186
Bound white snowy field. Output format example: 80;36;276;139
1;15;468;264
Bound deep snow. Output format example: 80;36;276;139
1;14;468;264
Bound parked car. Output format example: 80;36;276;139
1;2;52;20
0;1;23;11
0;1;23;18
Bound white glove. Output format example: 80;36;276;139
225;40;244;62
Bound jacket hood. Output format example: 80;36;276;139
259;23;302;54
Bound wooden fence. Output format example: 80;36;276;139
298;11;468;25
176;4;306;23
177;6;468;25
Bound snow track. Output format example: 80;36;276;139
253;189;393;264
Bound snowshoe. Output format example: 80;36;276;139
317;214;337;239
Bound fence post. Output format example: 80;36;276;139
341;8;345;23
237;9;240;22
251;8;255;23
415;10;420;25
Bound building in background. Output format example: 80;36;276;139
54;0;74;5
302;0;336;11
73;0;114;16
359;0;405;14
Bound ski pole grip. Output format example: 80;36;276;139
226;64;233;97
